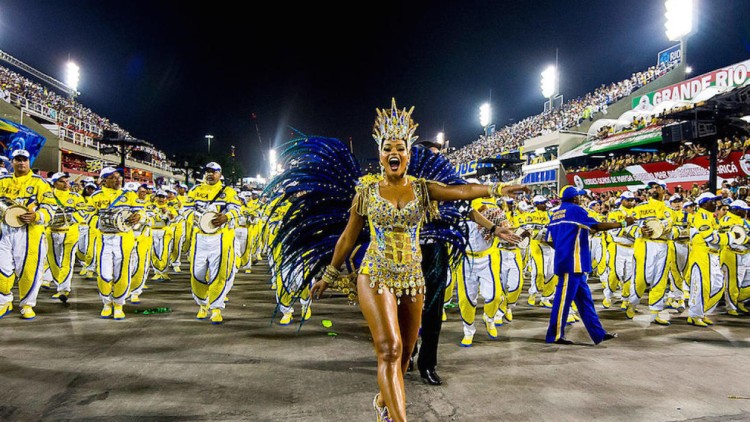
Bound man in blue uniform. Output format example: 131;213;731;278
546;186;634;344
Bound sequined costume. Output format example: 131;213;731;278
354;175;440;301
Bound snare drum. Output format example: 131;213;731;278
198;211;225;234
49;210;72;230
730;225;747;245
0;199;27;228
99;209;133;233
642;219;665;239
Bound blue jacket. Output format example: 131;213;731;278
548;201;599;275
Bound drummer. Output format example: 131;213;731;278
149;190;177;281
626;180;673;326
0;149;54;320
88;167;143;320
43;172;87;303
183;162;241;325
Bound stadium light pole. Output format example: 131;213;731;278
665;0;693;71
541;65;558;111
205;134;214;154
479;104;491;137
269;148;277;180
65;61;80;99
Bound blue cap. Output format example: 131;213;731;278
560;185;585;200
647;180;667;189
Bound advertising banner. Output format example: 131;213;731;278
632;58;750;110
657;44;681;67
566;151;749;192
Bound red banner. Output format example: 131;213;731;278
566;151;749;192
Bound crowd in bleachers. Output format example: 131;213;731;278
567;135;750;173
0;65;172;169
448;62;677;165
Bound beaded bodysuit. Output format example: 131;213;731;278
354;175;439;302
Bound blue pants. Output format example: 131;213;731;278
545;273;606;344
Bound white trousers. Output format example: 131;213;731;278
604;244;634;300
49;231;76;292
0;225;46;307
461;255;500;336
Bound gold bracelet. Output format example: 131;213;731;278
321;264;340;287
490;182;503;198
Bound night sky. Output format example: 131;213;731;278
4;0;750;175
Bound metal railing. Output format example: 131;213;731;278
7;93;174;172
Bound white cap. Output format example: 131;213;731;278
730;200;749;209
82;177;95;184
587;200;601;209
669;194;683;203
0;155;9;162
620;191;635;199
205;162;222;172
532;195;548;205
123;181;140;191
615;198;622;206
177;183;187;189
49;172;69;183
682;201;695;208
696;192;721;205
163;186;177;194
155;190;167;197
11;149;30;159
517;202;532;213
100;166;119;179
84;182;97;189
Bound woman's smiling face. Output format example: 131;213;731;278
380;139;409;177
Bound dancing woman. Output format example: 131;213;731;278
309;99;528;421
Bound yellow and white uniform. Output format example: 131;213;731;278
90;187;143;307
526;207;556;306
168;195;185;271
0;171;52;315
184;182;241;312
629;197;673;313
267;196;290;289
494;207;525;321
604;206;637;304
669;206;692;303
43;188;87;295
233;194;254;272
688;207;730;320
77;195;99;277
245;196;263;262
587;207;607;277
150;202;177;278
129;197;152;300
457;199;504;340
720;212;750;313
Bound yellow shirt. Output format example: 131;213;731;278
0;171;53;225
89;186;143;232
691;207;728;253
184;183;241;232
44;188;88;226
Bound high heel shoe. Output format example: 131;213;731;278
373;393;392;421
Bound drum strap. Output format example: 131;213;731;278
108;192;127;209
206;185;228;212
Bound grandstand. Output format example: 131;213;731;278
0;57;175;183
448;61;680;167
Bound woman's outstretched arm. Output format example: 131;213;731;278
427;182;530;202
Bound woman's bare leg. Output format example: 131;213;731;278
398;292;424;374
358;275;407;422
